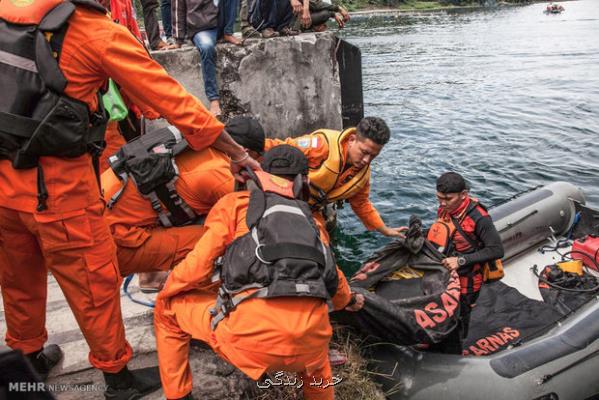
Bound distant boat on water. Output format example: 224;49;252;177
544;3;565;14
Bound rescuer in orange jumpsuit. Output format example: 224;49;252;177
101;117;266;292
264;116;406;242
0;0;259;397
100;122;127;173
154;146;365;400
97;0;143;174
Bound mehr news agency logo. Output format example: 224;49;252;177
8;381;108;393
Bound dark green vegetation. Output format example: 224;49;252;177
335;0;537;12
131;0;540;27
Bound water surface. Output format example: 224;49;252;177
335;1;599;273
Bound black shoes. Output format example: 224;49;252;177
26;344;63;380
24;347;162;399
103;366;162;400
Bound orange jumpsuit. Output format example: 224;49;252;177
154;192;352;399
0;0;223;373
99;121;127;174
97;4;152;175
101;148;234;276
265;133;385;241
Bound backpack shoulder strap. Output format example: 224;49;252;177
450;204;483;251
152;183;199;227
171;138;189;156
450;215;481;250
39;1;76;31
69;0;107;14
246;182;266;229
35;0;107;93
36;1;76;93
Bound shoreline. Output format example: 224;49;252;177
347;0;574;18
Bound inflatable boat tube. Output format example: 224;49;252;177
490;182;585;260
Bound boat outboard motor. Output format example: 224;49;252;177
489;182;585;260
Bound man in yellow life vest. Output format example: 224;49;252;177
264;116;405;241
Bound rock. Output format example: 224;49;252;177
188;347;254;400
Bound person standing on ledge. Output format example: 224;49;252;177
139;0;174;50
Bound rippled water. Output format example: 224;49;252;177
334;1;599;273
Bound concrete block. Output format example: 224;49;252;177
150;32;343;137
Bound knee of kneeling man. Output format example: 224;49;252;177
195;35;216;51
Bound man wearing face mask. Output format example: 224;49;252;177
264;116;405;242
427;172;504;353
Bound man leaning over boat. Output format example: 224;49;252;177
264;116;407;243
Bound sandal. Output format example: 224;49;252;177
261;28;279;39
279;27;300;36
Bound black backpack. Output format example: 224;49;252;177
210;171;339;329
0;0;109;210
107;125;200;227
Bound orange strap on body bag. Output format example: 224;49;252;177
450;215;504;282
483;259;504;282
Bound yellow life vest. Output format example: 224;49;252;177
308;128;371;208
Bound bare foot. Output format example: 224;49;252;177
153;40;170;51
313;24;328;32
334;13;345;28
223;34;242;46
338;5;350;22
209;100;221;116
155;40;180;50
138;271;170;293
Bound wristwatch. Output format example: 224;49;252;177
457;257;467;266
